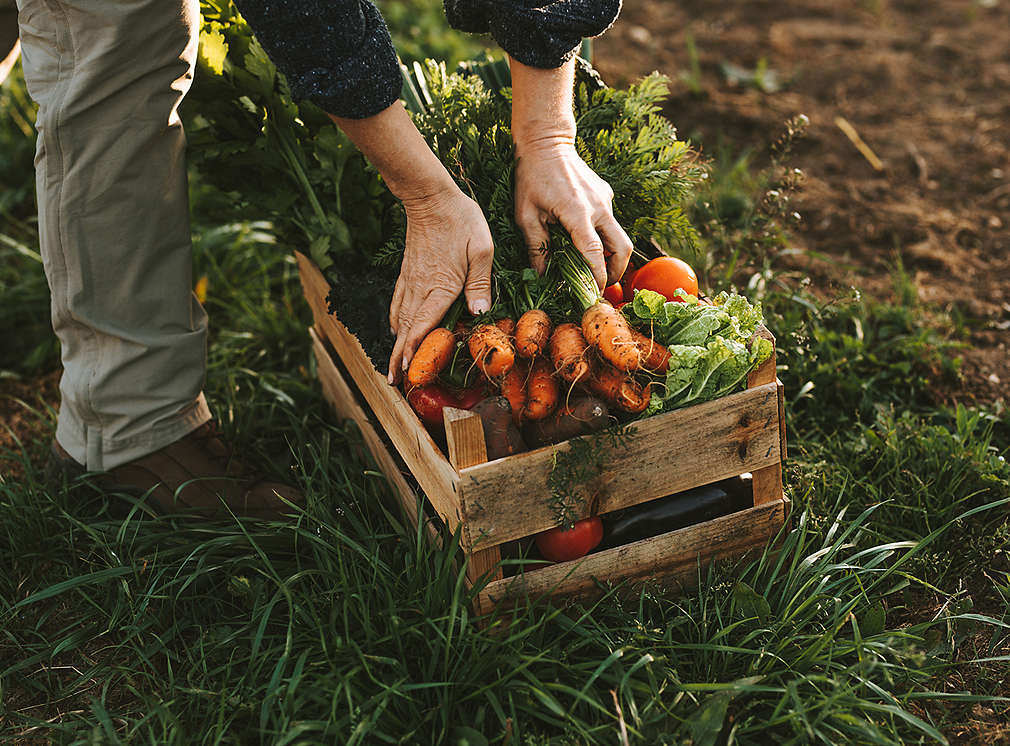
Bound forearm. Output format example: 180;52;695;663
509;55;577;155
329;103;457;204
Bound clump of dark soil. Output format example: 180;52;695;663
594;0;1010;406
324;264;397;371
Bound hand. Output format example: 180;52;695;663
514;138;632;290
387;186;494;383
326;103;494;384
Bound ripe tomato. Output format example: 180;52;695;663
406;382;483;428
631;256;698;303
603;282;623;306
535;516;604;562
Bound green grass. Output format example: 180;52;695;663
3;51;1010;745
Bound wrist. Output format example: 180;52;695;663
509;55;577;156
328;101;458;205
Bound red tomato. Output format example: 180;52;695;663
454;383;486;410
603;283;623;306
631;257;698;303
406;382;483;428
621;266;639;303
535;517;604;562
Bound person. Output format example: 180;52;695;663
17;0;632;518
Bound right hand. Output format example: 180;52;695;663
387;185;494;384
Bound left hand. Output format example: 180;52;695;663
513;139;633;291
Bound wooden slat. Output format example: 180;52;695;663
443;407;503;583
479;497;788;610
457;381;782;549
443;408;487;471
296;252;463;533
745;327;784;506
746;325;776;388
310;327;441;544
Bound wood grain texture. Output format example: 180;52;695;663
310;328;441;545
443;407;504;581
479;497;788;610
458;381;783;549
746;327;784;506
746;325;777;388
297;252;462;533
444;408;488;471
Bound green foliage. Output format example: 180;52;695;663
766;275;964;434
0;62;54;376
185;0;397;270
0;61;36;221
688;116;808;286
797;405;1010;583
546;424;635;526
376;0;491;66
3;10;1010;744
402;60;706;321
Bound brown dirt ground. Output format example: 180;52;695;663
594;0;1010;409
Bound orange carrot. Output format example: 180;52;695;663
406;327;456;388
495;317;516;337
629;327;671;373
500;362;528;425
587;363;651;413
468;323;515;378
549;323;592;383
581;301;640;372
524;356;559;421
515;309;552;359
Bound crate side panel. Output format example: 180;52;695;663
297;252;462;528
310;328;443;542
480;498;787;609
460;381;782;548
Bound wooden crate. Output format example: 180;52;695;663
297;252;788;616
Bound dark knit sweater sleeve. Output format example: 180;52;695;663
444;0;621;68
235;0;402;119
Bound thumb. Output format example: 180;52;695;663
463;237;494;315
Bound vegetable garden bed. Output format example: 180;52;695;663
298;252;788;618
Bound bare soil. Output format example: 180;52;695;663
594;0;1010;408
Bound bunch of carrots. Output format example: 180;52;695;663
404;248;677;443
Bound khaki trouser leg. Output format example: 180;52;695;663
17;0;211;470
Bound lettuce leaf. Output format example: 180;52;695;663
627;288;772;413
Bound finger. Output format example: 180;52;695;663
517;207;550;275
565;214;609;291
400;288;459;373
597;216;633;286
388;330;405;385
389;273;406;335
463;238;494;315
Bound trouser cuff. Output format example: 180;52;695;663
56;393;213;472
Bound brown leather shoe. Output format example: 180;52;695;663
48;421;303;520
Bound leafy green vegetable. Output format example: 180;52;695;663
628;289;772;413
629;288;765;347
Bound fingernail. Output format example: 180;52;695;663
387;371;394;385
470;299;490;315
